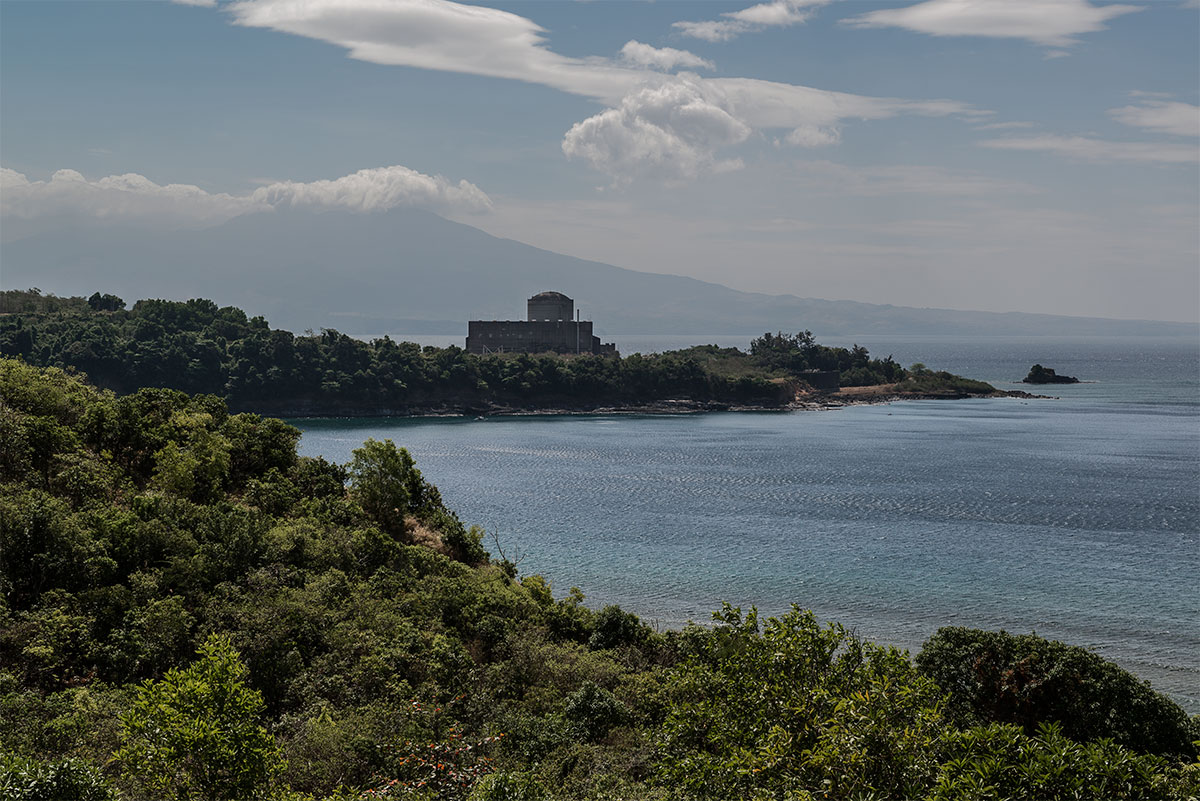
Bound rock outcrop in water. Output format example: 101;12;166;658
1022;364;1079;384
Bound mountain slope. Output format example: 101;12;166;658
2;207;1193;337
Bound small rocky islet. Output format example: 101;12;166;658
1022;364;1080;384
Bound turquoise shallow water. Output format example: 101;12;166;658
293;336;1200;711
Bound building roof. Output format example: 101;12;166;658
529;291;571;302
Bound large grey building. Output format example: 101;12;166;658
466;291;617;355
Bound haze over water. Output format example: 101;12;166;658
293;336;1200;712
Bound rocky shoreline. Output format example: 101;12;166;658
255;387;1049;420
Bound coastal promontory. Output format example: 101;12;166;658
0;290;1028;418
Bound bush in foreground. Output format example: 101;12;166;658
916;627;1200;759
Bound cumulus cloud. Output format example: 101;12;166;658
618;41;713;72
561;74;979;182
844;0;1141;49
562;80;752;184
227;0;979;184
784;125;840;147
0;164;492;234
674;0;831;42
1109;100;1200;138
979;135;1198;164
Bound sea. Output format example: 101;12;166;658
293;334;1200;712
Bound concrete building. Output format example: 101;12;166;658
466;291;617;355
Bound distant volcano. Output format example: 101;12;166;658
2;206;1193;338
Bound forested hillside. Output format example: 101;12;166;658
1;357;1197;800
0;290;970;417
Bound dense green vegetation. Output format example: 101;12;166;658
1;357;1196;800
0;290;981;416
917;627;1198;759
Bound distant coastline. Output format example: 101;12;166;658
0;291;1025;418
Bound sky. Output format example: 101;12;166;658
1;0;1198;322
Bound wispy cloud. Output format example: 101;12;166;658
979;135;1197;164
228;0;641;103
673;0;832;42
1109;100;1200;138
790;160;1041;196
844;0;1141;49
227;0;980;184
253;165;492;213
972;121;1037;131
0;164;492;234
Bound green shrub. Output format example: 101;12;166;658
116;634;285;801
931;721;1197;801
587;605;646;651
563;682;628;742
348;439;417;538
0;752;115;801
656;605;945;800
468;771;546;801
916;627;1200;759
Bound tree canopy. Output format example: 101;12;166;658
0;356;1194;800
0;292;996;418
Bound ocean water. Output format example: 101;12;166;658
292;336;1200;711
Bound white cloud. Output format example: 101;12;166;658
226;0;975;118
1109;101;1200;138
228;0;980;183
229;0;642;103
703;76;976;131
560;73;979;183
561;80;752;184
784;125;840;147
844;0;1141;48
571;76;977;182
618;41;713;72
674;0;831;42
252;165;492;213
0;168;260;227
979;135;1198;164
0;164;492;233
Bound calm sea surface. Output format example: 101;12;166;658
295;335;1200;711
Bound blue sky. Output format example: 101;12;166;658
2;0;1197;321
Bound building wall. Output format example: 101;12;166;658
527;296;574;321
467;319;614;354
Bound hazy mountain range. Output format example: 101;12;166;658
3;207;1194;338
